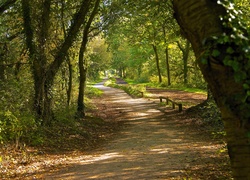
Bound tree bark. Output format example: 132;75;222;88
22;0;52;125
77;0;100;118
165;46;171;86
0;43;7;81
177;40;190;85
0;64;5;81
66;59;72;107
22;0;92;125
77;40;87;118
162;26;171;86
152;44;162;83
173;0;250;179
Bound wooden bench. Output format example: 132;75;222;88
159;96;183;112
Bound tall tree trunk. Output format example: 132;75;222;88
66;58;72;107
0;64;5;81
152;44;162;83
22;0;53;125
0;44;6;81
162;26;171;86
77;41;87;118
138;65;142;77
165;46;171;86
183;40;190;85
22;0;92;124
177;40;191;85
77;0;100;118
173;0;250;179
122;67;126;78
61;0;72;107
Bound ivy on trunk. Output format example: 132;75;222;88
173;0;250;179
21;0;92;125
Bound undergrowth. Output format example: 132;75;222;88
0;84;114;179
187;97;225;140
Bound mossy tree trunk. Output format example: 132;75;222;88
173;0;250;179
21;0;92;125
77;0;100;118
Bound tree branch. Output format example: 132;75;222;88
45;0;92;83
21;0;36;56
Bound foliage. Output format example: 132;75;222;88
202;0;250;119
0;74;37;146
0;110;37;145
103;0;206;88
88;36;112;80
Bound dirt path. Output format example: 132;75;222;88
43;80;230;179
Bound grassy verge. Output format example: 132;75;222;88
125;78;207;95
104;78;146;98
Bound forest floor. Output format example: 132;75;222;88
1;79;232;179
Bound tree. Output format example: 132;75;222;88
21;0;94;125
177;39;191;85
173;0;250;178
77;0;101;118
88;36;112;80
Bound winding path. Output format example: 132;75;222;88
45;80;229;179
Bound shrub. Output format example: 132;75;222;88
0;110;36;146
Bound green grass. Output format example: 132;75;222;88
104;78;144;98
123;78;137;85
86;86;103;98
175;87;207;94
124;78;207;95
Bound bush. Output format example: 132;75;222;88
0;78;36;146
86;86;103;98
0;110;36;146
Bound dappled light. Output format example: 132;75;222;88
2;0;248;178
42;81;230;179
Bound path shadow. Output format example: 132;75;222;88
40;82;230;179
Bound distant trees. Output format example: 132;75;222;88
104;0;202;86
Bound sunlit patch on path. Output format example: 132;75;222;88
43;80;230;179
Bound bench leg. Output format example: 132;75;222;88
178;104;182;112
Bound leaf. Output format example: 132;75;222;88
234;71;246;82
226;47;234;54
223;34;230;43
247;131;250;139
223;58;233;66
212;49;220;57
243;83;250;90
201;57;208;64
231;61;240;71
